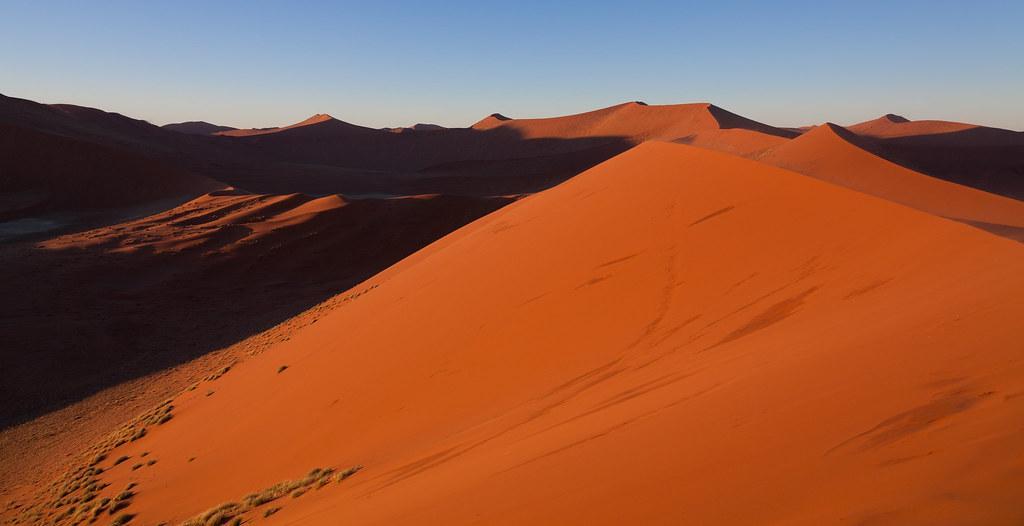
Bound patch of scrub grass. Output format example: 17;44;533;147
112;456;130;467
181;466;347;526
111;513;136;525
204;365;233;382
276;365;288;373
336;465;363;482
108;499;131;514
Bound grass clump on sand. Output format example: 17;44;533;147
276;365;288;373
112;456;130;466
111;513;136;526
336;465;363;482
180;466;356;526
204;365;233;382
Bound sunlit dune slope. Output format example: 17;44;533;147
63;142;1024;526
759;122;1024;238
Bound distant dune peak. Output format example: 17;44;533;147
471;113;512;129
881;113;910;123
162;121;237;135
298;113;336;125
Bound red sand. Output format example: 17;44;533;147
0;122;219;217
471;101;796;141
43;142;1023;525
849;114;979;138
846;114;1024;198
216;114;375;137
758;122;1024;238
4;95;1024;526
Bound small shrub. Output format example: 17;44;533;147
112;456;130;466
277;365;288;373
108;499;131;514
111;513;135;526
263;507;281;518
131;464;143;471
336;465;363;482
147;459;157;466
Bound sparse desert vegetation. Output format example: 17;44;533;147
178;466;361;526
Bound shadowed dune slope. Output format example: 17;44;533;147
847;115;1024;198
0;190;511;431
163;121;237;135
0;122;220;219
57;142;1024;526
759;122;1024;239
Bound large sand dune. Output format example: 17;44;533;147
847;114;1024;198
19;142;1021;525
758;122;1024;239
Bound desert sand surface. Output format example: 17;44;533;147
758;122;1024;239
0;188;509;428
2;92;1023;526
162;122;238;136
847;114;1024;198
7;142;1022;525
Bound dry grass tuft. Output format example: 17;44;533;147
111;513;135;526
336;465;363;483
179;466;345;526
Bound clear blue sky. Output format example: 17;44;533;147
2;1;1022;130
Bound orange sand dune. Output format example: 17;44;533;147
846;114;1024;198
758;122;1024;238
849;113;981;138
216;114;375;137
471;101;796;141
28;142;1022;525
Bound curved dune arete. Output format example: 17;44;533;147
16;142;1024;525
758;122;1024;239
